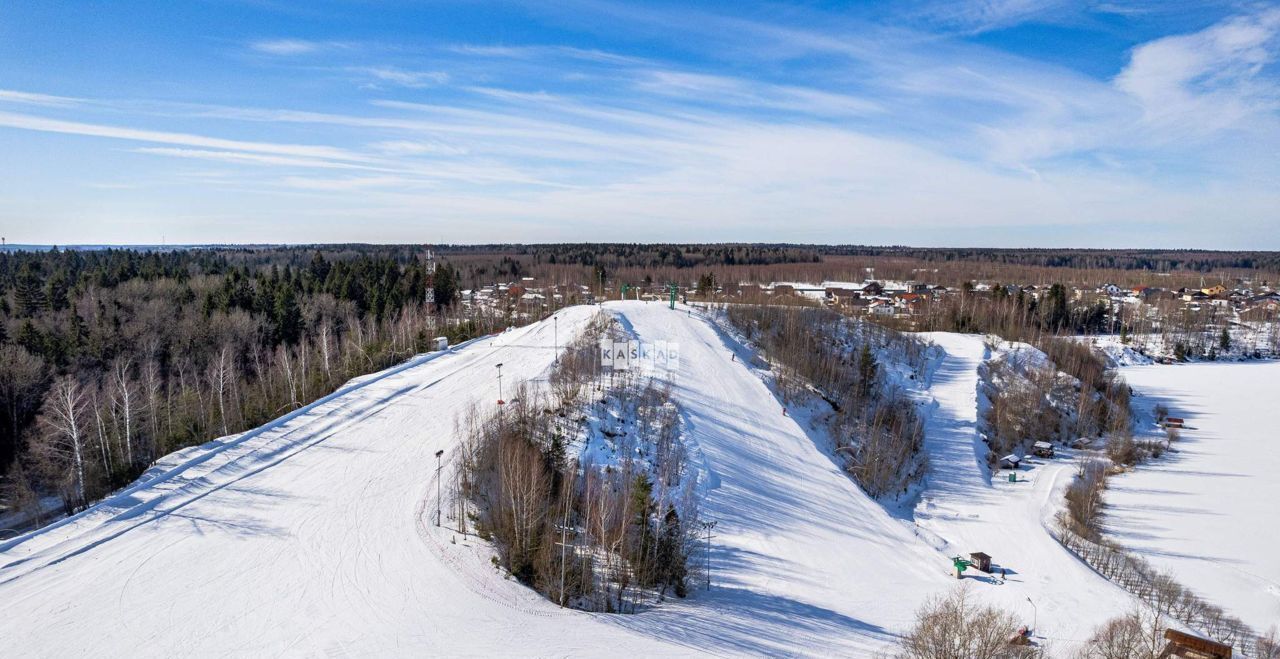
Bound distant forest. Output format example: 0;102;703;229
1;243;1276;525
0;246;496;519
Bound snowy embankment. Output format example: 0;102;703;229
911;333;1133;652
1109;361;1280;632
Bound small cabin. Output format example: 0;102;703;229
431;336;449;351
968;552;992;573
1164;417;1185;429
1032;441;1055;458
999;454;1022;469
1160;629;1231;658
1071;437;1093;449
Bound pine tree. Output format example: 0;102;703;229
432;263;458;310
272;286;303;345
857;343;878;399
14;266;47;317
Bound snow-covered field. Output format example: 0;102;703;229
1109;361;1280;632
0;302;1153;656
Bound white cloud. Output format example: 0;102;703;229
368;140;468;156
132;148;376;171
0;89;83;107
1115;8;1280;136
0;110;369;162
915;0;1071;34
250;39;322;55
354;67;449;88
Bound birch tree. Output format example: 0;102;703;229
38;377;91;508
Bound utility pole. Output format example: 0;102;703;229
554;315;559;364
435;449;444;526
700;520;717;591
495;362;504;405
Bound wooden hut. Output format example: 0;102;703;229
1159;629;1231;658
1032;441;1055;458
968;552;992;573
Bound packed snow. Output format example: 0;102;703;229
0;302;1170;656
910;333;1133;652
1108;361;1280;632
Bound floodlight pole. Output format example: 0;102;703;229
495;362;504;404
700;520;717;591
554;315;559;364
1026;596;1037;633
435;449;444;526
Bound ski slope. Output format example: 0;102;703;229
912;333;1133;651
1109;361;1280;631
0;305;687;657
1;303;1144;656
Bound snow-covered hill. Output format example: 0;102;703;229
1;302;1145;656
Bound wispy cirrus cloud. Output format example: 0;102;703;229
353;66;450;88
3;1;1277;246
1115;7;1280;137
250;39;324;55
0;89;84;107
0;110;369;162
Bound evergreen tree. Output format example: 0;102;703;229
696;272;715;296
272;286;303;345
857;343;878;399
432;263;459;309
14;266;47;316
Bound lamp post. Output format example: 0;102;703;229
706;522;716;593
554;315;559;364
435;449;444;527
495;362;504;405
1026;596;1037;634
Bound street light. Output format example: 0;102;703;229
435;449;444;527
495;362;504;405
1026;596;1037;634
700;520;717;591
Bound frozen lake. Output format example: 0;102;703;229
1111;361;1280;632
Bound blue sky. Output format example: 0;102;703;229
1;1;1278;247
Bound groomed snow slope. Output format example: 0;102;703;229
1110;361;1280;631
0;305;687;657
1;303;1141;657
913;333;1133;651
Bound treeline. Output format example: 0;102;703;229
818;246;1280;273
724;304;930;498
915;283;1111;338
459;316;695;611
0;246;500;522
